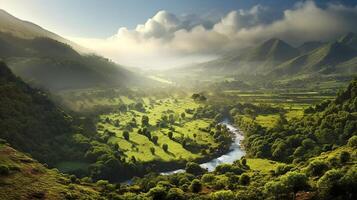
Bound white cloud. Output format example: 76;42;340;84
71;1;357;69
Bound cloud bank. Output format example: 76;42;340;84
71;1;357;69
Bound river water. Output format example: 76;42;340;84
160;122;246;175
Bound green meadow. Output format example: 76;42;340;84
97;98;218;162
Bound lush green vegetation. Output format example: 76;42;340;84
0;11;356;199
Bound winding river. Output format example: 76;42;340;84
160;121;246;175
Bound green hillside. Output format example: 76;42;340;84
338;32;357;49
272;42;357;78
0;9;84;52
0;32;142;91
191;38;300;75
0;61;82;165
0;143;103;200
297;41;325;54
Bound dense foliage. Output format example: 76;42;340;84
237;79;357;163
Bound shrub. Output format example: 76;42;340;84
162;144;169;152
123;131;129;140
211;190;235;200
317;169;344;199
166;188;185;200
339;151;350;163
189;179;202;193
168;132;173;139
347;135;357;147
151;136;158;144
201;174;215;183
275;164;293;176
239;173;250;185
147;186;167;200
306;160;329;177
150;147;155;155
185;162;206;175
281;172;309;193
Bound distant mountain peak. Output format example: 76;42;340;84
338;32;357;49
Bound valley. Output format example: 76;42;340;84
0;2;356;200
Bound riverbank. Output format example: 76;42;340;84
121;122;245;183
160;122;245;175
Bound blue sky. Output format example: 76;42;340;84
0;0;356;37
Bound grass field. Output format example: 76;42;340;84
97;98;218;162
246;158;280;173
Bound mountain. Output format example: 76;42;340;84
240;38;300;63
297;41;325;54
0;10;152;91
338;32;357;49
0;9;84;52
272;41;357;77
188;38;300;75
0;29;143;91
0;61;82;165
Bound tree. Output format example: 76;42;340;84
191;93;200;100
348;135;357;147
241;158;247;166
151;136;158;144
123;131;129;140
150;147;155;155
306;160;329;177
189;179;202;193
281;172;309;194
239;173;250;185
142;115;149;126
185;162;206;175
339;151;350;163
181;112;185;119
265;181;289;199
162;144;169;152
317;169;344;199
147;186;167;200
166;188;185;200
169;114;175;124
168;132;173;140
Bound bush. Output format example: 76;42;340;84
189;179;202;193
147;186;167;200
306;160;329;177
281;172;309;193
151;136;158;144
162;144;169;152
201;174;215;183
168;132;173;139
317;169;344;199
211;190;235;200
166;188;185;200
150;147;155;155
339;151;350;163
264;181;288;199
0;164;10;175
239;174;250;185
185;162;206;175
347;135;357;147
275;164;293;176
123;131;129;140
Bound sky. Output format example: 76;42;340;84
1;0;357;69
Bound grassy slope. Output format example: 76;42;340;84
0;144;101;200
